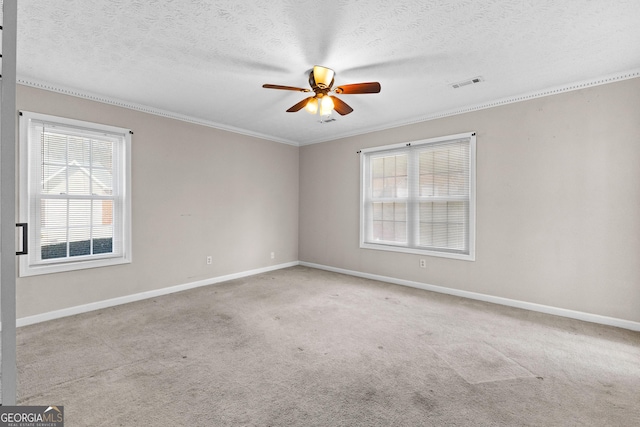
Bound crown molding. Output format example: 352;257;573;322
16;77;300;147
19;68;640;148
299;68;640;146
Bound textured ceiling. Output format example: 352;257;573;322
16;0;640;145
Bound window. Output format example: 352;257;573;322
19;111;132;276
360;132;476;260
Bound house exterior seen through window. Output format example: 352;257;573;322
19;111;132;276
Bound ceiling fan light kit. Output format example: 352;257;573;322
262;65;381;119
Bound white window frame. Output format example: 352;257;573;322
360;132;476;261
19;111;132;276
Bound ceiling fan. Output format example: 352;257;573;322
262;65;381;117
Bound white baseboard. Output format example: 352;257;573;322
16;261;299;328
299;261;640;332
15;260;640;332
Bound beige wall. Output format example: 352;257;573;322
16;78;640;324
299;77;640;323
17;85;299;318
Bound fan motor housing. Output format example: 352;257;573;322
309;71;334;91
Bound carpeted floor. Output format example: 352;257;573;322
17;266;640;426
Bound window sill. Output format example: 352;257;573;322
360;242;475;261
19;255;131;277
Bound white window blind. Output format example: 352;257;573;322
19;111;132;276
360;132;476;261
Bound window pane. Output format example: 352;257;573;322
93;240;113;255
419;222;433;246
370;153;408;200
419;151;433;172
384;156;395;176
68;136;91;166
92;168;113;196
370;201;407;243
382;202;395;220
69;200;91;227
433;148;449;173
372;178;384;198
373;220;383;240
418;201;468;250
432;202;447;222
68;166;91;195
396;176;408;197
372;157;384;178
449;172;468;195
382;221;395;241
69;228;91;257
371;215;407;244
396;155;407;176
92;140;113;169
395;222;407;242
419;202;432;222
449;143;469;171
92;226;113;254
42;165;66;194
431;223;448;247
420;173;434;197
41;229;67;259
447;223;465;250
94;200;114;226
448;202;467;223
434;173;449;197
419;142;470;197
394;203;406;221
42;133;67;164
41;199;67;228
383;177;396;197
372;202;383;220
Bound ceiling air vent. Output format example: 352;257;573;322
451;76;484;89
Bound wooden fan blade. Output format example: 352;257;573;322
334;82;381;94
263;84;310;92
286;97;313;112
330;96;353;116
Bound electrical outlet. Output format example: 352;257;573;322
206;256;212;265
270;252;275;259
419;259;426;268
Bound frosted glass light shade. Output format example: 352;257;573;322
305;97;318;114
320;96;334;115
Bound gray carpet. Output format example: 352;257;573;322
17;266;640;426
